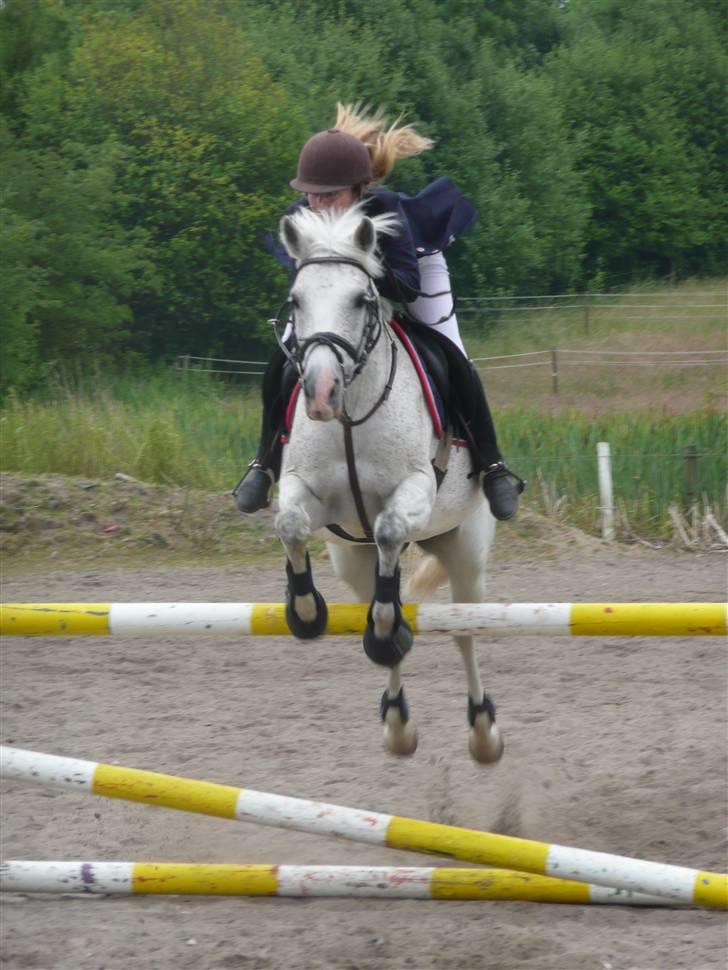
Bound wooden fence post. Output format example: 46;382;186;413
550;348;559;395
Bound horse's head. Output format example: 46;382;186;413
280;204;398;421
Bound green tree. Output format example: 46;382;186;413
237;0;587;296
425;0;564;65
0;0;72;121
547;0;727;280
2;0;723;389
0;205;45;394
0;123;157;393
13;0;307;359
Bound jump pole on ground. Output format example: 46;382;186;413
2;745;725;909
0;860;687;905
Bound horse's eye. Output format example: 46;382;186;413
353;292;369;309
290;293;300;310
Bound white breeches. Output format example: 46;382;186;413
406;251;466;355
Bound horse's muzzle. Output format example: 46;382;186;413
303;358;343;421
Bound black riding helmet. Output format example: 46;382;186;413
290;129;372;193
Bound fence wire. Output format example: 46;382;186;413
177;290;727;379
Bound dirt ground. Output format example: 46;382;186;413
1;492;727;970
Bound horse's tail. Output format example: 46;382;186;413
405;554;447;600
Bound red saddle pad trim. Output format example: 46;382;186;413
389;319;444;440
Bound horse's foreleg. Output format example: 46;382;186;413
361;472;434;755
364;471;434;659
276;474;328;638
380;665;418;756
329;542;417;755
371;471;434;636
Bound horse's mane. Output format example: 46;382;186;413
282;203;400;278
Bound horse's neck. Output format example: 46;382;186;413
342;322;428;447
341;322;395;415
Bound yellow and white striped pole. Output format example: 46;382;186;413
1;602;725;637
2;746;725;909
0;860;683;905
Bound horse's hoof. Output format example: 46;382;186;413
468;721;504;764
381;690;418;756
285;588;328;639
384;713;418;756
467;692;503;763
363;618;413;667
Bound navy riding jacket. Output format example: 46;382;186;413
266;176;477;304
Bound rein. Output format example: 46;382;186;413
269;254;399;540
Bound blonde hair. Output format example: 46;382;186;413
334;102;434;182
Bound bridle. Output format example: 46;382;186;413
268;254;399;540
268;255;398;427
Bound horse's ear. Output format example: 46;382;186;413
354;216;376;255
280;216;302;259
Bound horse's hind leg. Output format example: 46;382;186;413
459;632;503;763
276;474;328;638
419;508;503;764
328;543;418;756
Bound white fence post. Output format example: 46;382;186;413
597;442;615;541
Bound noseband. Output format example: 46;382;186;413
269;256;387;390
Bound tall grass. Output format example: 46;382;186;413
0;367;260;490
496;407;726;536
1;368;725;539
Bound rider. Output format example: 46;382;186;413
233;104;524;520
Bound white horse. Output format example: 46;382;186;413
274;203;503;763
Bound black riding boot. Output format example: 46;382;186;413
394;319;525;521
232;346;296;514
448;355;525;521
